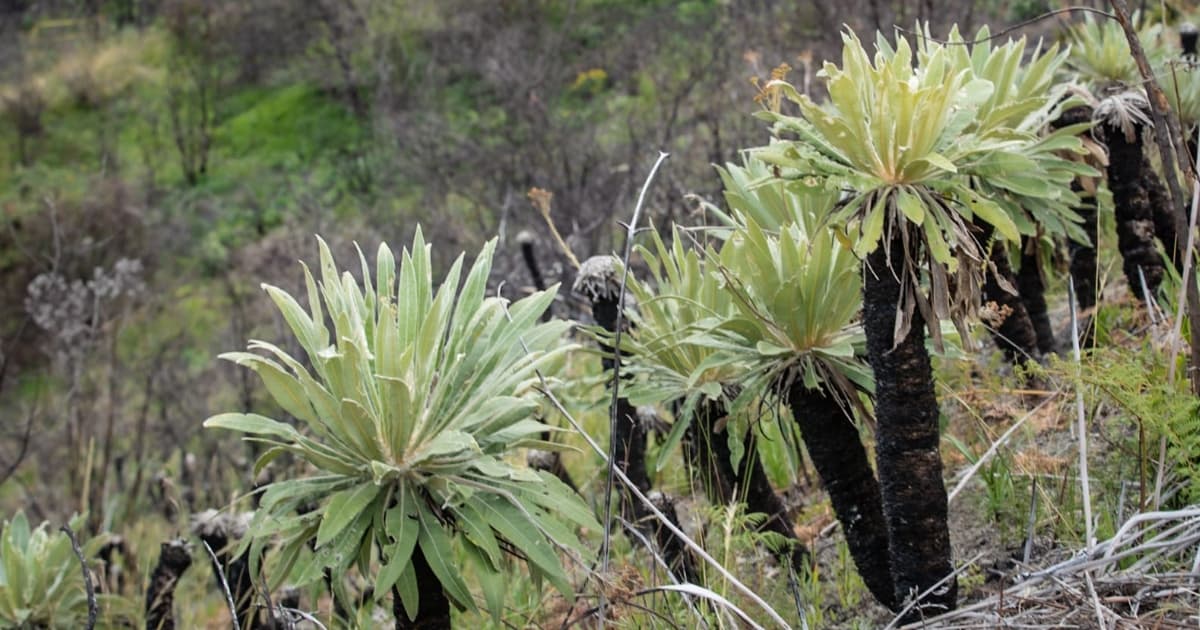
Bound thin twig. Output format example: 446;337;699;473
599;150;670;628
0;397;38;487
202;540;242;630
61;524;98;630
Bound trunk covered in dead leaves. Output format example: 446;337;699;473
863;238;956;619
785;383;896;610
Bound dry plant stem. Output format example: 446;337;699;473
202;541;241;630
1070;278;1097;551
61;524;98;630
636;585;765;630
1023;477;1039;565
535;203;582;271
599;151;669;611
1110;0;1200;395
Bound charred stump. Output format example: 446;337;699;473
97;535;131;595
145;539;192;630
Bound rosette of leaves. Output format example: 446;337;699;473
941;26;1095;244
1065;12;1170;89
0;512;100;627
709;155;840;232
1163;58;1200;137
754;30;1040;349
620;228;741;422
204;230;597;624
710;213;868;403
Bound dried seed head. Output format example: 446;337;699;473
190;509;252;542
526;450;557;471
516;229;537;246
573;255;620;302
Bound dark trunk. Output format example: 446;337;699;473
519;234;555;323
518;236;575;489
1104;121;1166;299
1143;156;1184;271
1182;24;1198;56
585;279;698;581
1069;184;1100;348
145;540;191;630
520;238;547;292
785;383;896;610
644;490;701;583
689;398;808;572
1052;106;1100;347
978;221;1041;364
1017;236;1056;356
863;233;956;619
392;548;451;629
591;296;652;496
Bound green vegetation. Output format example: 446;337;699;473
0;513;99;628
208;232;594;623
2;1;1200;627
